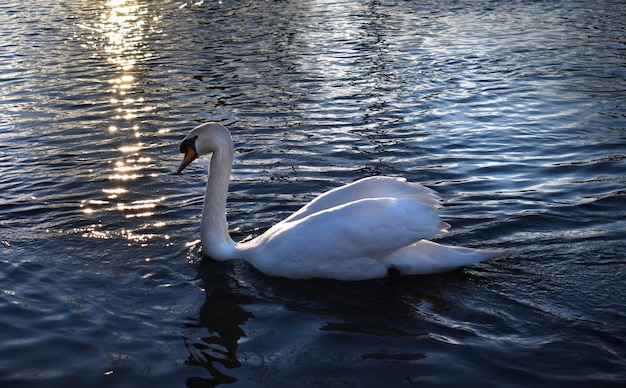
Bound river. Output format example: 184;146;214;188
1;0;625;386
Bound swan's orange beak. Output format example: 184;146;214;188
177;136;198;173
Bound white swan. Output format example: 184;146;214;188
177;123;503;281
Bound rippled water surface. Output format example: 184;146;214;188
1;0;625;386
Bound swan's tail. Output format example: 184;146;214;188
382;240;504;276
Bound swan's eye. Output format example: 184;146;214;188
177;135;200;173
180;135;198;154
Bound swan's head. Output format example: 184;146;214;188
177;122;233;173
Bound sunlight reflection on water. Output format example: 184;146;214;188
71;0;169;231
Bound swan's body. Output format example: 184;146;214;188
178;123;503;281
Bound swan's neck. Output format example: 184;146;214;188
201;146;236;259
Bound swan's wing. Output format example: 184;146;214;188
283;176;441;223
252;196;447;264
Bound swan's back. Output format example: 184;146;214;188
284;176;441;223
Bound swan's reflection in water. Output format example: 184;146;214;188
181;256;471;386
183;261;254;387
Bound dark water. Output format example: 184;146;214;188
1;0;625;386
